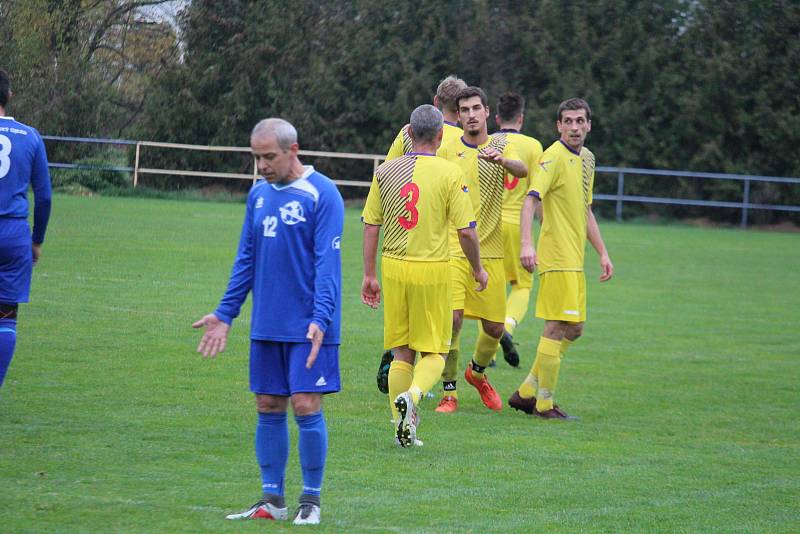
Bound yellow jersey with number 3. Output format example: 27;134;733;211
529;140;595;273
362;153;475;262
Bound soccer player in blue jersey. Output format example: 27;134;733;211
0;69;52;391
192;118;344;525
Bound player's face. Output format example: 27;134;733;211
458;96;489;136
557;109;591;151
251;133;297;184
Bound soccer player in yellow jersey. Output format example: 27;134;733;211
361;104;487;447
376;76;468;392
435;86;528;413
385;75;466;161
494;91;543;368
509;98;614;420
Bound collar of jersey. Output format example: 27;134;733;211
0;116;14;120
408;151;435;157
444;120;458;127
498;128;520;134
460;136;493;150
270;165;315;190
558;139;582;156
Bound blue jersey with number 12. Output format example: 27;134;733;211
215;166;344;344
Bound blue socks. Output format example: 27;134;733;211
0;319;17;389
296;411;328;499
254;410;328;501
255;412;289;497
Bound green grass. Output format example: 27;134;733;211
1;194;798;533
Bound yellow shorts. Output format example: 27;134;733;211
502;222;533;289
451;257;506;323
382;257;452;354
535;271;586;323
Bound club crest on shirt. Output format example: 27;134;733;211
457;151;466;159
279;200;306;225
461;185;469;193
255;196;264;209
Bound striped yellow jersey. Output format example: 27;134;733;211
438;133;518;259
528;140;595;273
385;121;463;161
362;153;475;262
498;130;543;225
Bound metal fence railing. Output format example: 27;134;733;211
42;135;800;228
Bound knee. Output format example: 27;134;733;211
483;322;504;339
291;394;322;416
565;323;584;341
256;394;286;413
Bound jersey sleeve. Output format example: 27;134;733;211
214;188;257;325
361;173;383;225
385;126;408;161
447;169;476;230
30;132;52;244
311;183;345;333
529;153;558;200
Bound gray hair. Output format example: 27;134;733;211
251;118;297;151
409;104;443;144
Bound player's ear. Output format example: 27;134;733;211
289;142;300;156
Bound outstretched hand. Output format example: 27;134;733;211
477;147;504;165
305;322;325;369
192;313;230;358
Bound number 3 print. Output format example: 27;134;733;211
397;182;420;230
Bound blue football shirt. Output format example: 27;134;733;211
215;166;344;344
0;117;51;243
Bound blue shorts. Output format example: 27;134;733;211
249;340;341;396
0;219;33;304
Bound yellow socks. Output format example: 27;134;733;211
471;328;500;379
409;354;445;404
388;360;413;421
504;286;530;335
534;336;562;411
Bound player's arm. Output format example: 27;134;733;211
361;223;381;308
30;132;52;264
587;206;613;282
457;226;487;291
306;184;345;368
520;193;539;272
193;188;257;357
478;148;527;178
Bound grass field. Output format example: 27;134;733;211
1;194;798;533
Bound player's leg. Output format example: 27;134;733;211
286;342;341;524
461;259;505;411
436;309;462;412
510;272;581;419
0;303;17;389
0;222;33;391
437;258;468;413
226;340;292;521
381;257;412;420
500;222;529;366
291;392;325;525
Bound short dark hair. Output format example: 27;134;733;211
457;86;489;109
557;97;591;122
0;69;10;108
497;91;525;123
